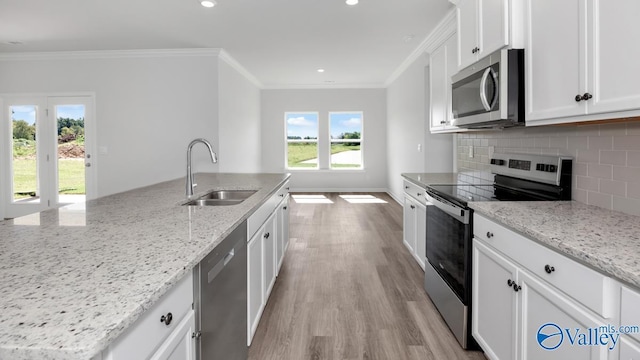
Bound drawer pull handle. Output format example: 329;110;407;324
486;232;494;238
160;312;173;326
544;265;555;274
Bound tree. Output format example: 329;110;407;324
12;120;35;140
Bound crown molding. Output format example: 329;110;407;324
262;83;386;90
217;49;263;88
0;48;222;61
384;8;457;87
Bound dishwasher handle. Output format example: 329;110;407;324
207;247;236;284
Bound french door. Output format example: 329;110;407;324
1;95;96;219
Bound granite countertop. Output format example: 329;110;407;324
470;201;640;290
0;173;289;360
402;172;494;187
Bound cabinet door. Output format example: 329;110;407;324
525;0;587;122
415;202;426;271
588;0;640;115
518;270;609;360
478;0;509;59
263;213;277;301
277;195;290;272
619;336;640;360
457;0;478;70
403;196;416;254
247;230;263;345
473;239;518;360
430;41;448;131
149;310;195;360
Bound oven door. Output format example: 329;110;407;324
424;192;472;305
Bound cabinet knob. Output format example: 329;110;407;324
410;205;415;209
575;94;583;102
581;92;593;101
416;193;422;197
486;231;494;239
544;264;555;274
264;232;270;239
192;331;202;339
279;194;284;197
405;186;409;189
283;206;287;210
160;312;173;326
513;283;522;292
440;120;446;124
507;279;514;287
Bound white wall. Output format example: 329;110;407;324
386;54;453;202
0;51;220;198
261;89;387;191
218;60;261;172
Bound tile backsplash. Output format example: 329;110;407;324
456;119;640;216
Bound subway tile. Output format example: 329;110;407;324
628;182;640;199
498;139;510;147
628;151;640;167
567;136;589;150
573;163;588;176
574;124;600;136
509;138;523;148
522;137;536;147
599;123;627;136
481;139;489;147
577;148;600;163
613;196;640;216
488;138;498;146
588;136;613;150
540;148;560;155
549;137;568;149
534;137;550;148
614;135;640;150
577;176;599;191
613;166;640;182
627;121;640;135
600;179;627;196
587;191;613;210
573;188;587;203
587;163;612;179
600;151;627;166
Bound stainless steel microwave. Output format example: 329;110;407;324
451;49;524;129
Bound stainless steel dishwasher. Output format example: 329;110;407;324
194;221;247;360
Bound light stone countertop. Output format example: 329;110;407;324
0;173;289;360
469;201;640;290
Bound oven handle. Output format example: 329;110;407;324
425;192;470;225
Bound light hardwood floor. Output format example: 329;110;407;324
248;192;487;360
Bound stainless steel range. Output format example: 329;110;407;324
423;153;572;349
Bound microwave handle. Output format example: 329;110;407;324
479;67;498;111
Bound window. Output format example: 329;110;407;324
286;112;318;169
330;112;362;169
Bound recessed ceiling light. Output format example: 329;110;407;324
200;0;216;8
317;69;325;73
346;0;358;5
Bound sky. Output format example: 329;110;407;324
286;112;362;139
11;105;85;125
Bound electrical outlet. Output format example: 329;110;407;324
469;145;474;158
417;144;422;152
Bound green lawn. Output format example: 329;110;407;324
287;142;361;168
12;159;85;199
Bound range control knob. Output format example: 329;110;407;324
490;159;505;166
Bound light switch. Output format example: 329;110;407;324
469;145;474;158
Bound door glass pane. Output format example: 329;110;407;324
330;112;362;169
55;105;86;204
10;105;40;204
286;112;318;169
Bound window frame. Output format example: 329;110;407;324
328;111;363;170
285;111;319;170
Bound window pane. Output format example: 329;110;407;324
10;105;40;203
56;104;86;203
330;112;362;169
286;112;318;169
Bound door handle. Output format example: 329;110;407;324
479;67;498;111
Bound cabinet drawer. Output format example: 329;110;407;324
621;286;640;343
474;214;614;317
403;180;427;206
248;180;289;239
108;272;193;359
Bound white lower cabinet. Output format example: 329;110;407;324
473;214;617;360
247;181;290;346
102;273;195;360
619;336;640;360
402;180;427;270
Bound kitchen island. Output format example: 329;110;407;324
0;173;289;360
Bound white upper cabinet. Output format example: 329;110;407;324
457;0;520;71
430;34;463;133
525;0;640;125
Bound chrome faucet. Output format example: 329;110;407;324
186;138;218;197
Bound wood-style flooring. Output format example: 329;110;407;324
248;192;487;360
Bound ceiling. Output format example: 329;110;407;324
0;0;453;88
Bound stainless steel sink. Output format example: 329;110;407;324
183;190;257;206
